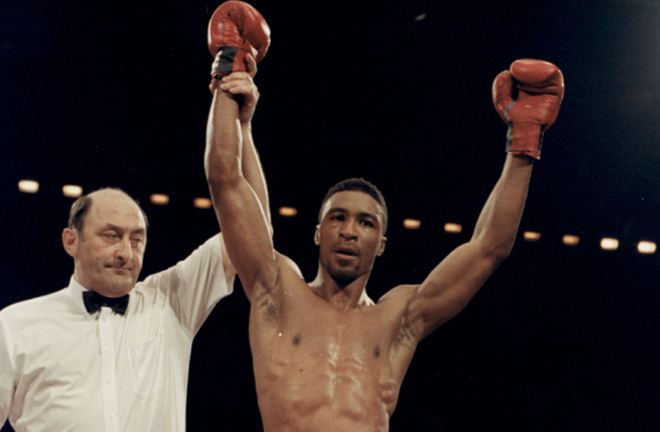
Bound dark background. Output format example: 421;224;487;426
2;0;659;430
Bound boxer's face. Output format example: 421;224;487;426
315;191;386;285
65;191;147;297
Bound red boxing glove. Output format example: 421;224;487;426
492;59;565;160
207;1;271;78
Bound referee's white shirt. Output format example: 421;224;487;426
0;234;233;432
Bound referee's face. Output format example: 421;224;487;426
65;190;147;297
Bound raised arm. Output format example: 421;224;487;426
402;59;565;340
205;2;278;300
216;65;272;280
205;71;278;301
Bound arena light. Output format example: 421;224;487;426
403;219;421;230
193;198;212;209
150;194;170;205
18;180;39;194
562;235;580;246
637;241;657;254
414;13;427;22
600;238;619;251
444;223;462;234
279;207;298;217
523;231;541;242
62;185;83;198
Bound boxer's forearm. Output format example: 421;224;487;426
241;123;272;229
470;154;532;258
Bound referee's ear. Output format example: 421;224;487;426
62;228;79;259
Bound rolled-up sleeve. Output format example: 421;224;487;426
0;311;16;427
140;234;235;335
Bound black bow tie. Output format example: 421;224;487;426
82;291;129;315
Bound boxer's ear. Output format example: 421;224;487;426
314;225;321;246
377;236;387;257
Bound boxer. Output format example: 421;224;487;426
204;2;564;430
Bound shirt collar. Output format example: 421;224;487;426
66;277;90;314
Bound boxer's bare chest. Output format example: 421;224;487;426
250;286;406;428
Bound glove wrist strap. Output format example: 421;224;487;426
506;122;543;160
